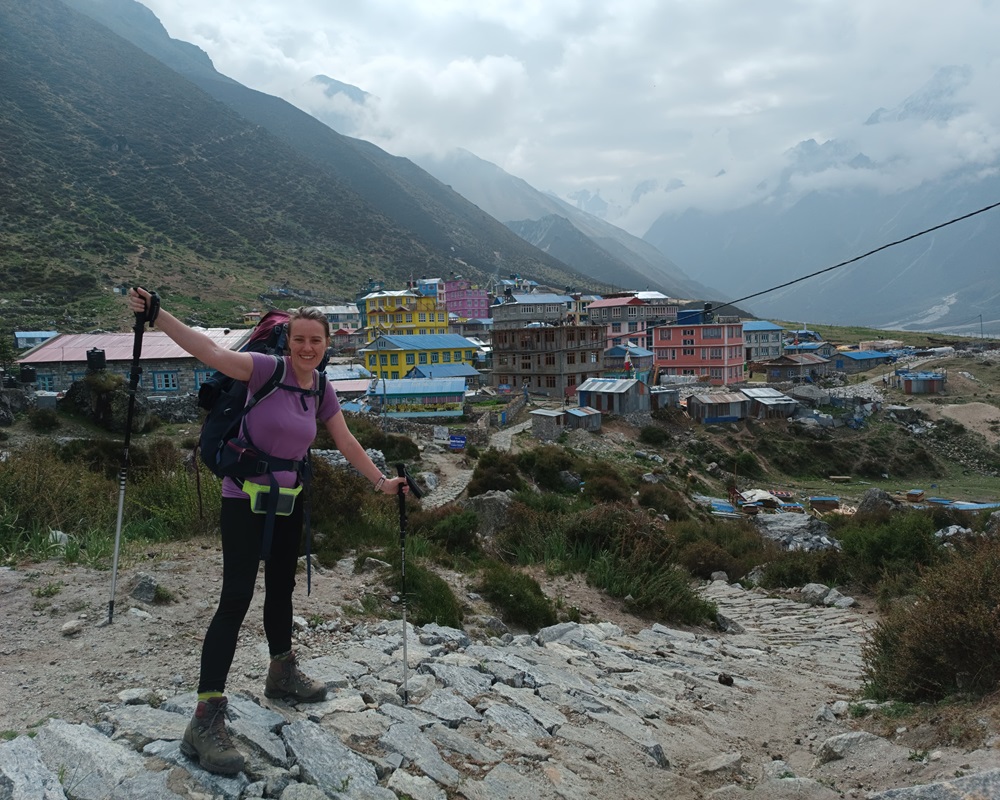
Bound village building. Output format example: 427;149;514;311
831;350;896;374
756;352;831;382
367;377;465;418
314;304;362;331
741;387;799;419
404;362;483;387
686;391;749;424
603;344;654;383
17;329;251;393
651;306;744;385
491;323;606;398
441;276;489;321
13;331;58;349
892;369;947;394
358;334;479;381
491;293;575;328
567;293;602;325
359;289;449;340
575;377;649;415
784;341;836;359
742;320;784;363
566;405;602;432
529;408;567;441
587;296;656;348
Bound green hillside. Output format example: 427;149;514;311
0;0;602;332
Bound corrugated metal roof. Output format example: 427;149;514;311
370;378;465;394
605;344;654;357
786;353;829;365
406;364;481;378
15;331;58;337
567;406;601;417
753;396;798;406
741;387;787;398
588;296;645;308
741;320;783;331
841;350;891;360
529;409;565;418
324;364;371;380
328;379;371;394
19;329;251;364
687;392;748;404
362;334;478;351
577;377;640;393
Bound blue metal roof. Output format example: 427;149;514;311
606;344;654;357
368;334;478;350
15;331;58;337
369;378;466;395
784;342;824;351
405;364;481;378
841;350;892;360
742;320;783;331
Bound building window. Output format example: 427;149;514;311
438;313;445;322
628;322;638;332
545;376;556;388
380;355;388;366
589;352;598;363
369;354;377;367
419;353;428;364
443;352;451;362
395;314;403;323
567;353;576;364
195;370;213;388
390;354;398;365
710;367;722;378
419;329;426;335
406;353;415;365
153;371;179;391
406;314;413;322
453;351;462;361
710;348;723;359
419;313;427;322
464;350;473;361
37;374;56;391
612;307;622;317
683;338;695;346
391;371;399;379
627;306;638;316
703;327;721;339
683;348;694;356
431;353;439;363
611;322;621;333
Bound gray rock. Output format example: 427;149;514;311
143;740;250;799
868;768;1000;798
800;583;831;605
0;735;65;800
386;770;447;800
482;704;550;740
857;487;902;516
283;720;394;799
418;689;482;726
279;784;330;800
379;722;460;787
814;731;882;764
424;723;502;764
458;491;515;538
129;573;158;603
419;663;492;699
690;751;742;776
103;704;187;749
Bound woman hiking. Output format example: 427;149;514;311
127;288;407;775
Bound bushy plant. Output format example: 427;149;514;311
863;538;1000;701
582;475;630;504
467;448;524;496
758;549;844;589
409;507;480;555
636;483;690;520
516;445;580;492
837;511;941;592
28;408;60;432
671;518;779;581
384;557;464;629
638;426;670;447
330;416;420;463
478;561;556;631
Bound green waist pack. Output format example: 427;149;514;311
243;481;302;516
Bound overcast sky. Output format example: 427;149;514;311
141;0;1000;235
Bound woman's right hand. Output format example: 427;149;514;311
127;286;150;316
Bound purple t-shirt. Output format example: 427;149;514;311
222;352;340;499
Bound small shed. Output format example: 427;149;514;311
649;386;680;411
576;377;649;414
741;387;799;419
530;408;567;441
566;406;602;432
895;370;946;395
832;351;895;375
686;392;749;423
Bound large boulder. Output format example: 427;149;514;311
458;490;516;539
60;375;150;433
754;513;839;551
856;488;902;516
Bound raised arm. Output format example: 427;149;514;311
127;287;253;382
323;409;408;495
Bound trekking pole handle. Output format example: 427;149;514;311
395;463;424;498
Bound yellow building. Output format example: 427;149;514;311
358;334;480;381
361;289;448;339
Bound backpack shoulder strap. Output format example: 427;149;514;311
245;355;285;412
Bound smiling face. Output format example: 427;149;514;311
287;317;329;377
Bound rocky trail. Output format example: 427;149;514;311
3;546;1000;800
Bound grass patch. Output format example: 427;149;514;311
478;561;557;632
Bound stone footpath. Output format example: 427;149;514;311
4;579;999;799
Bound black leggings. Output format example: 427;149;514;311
197;497;303;694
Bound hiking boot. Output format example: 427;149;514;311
265;650;327;702
179;696;245;775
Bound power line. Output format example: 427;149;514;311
714;199;1000;310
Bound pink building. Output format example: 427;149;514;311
652;308;744;385
442;276;489;320
587;296;653;348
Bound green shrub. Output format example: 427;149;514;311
582;475;630;504
411;509;479;555
385;557;464;629
670;518;778;582
838;511;941;592
863;538;1000;701
28;409;60;432
732;450;764;479
330;416;420;463
467;448;524;496
636;483;690;520
758;549;844;589
478;561;557;631
638;426;670;447
516;445;580;492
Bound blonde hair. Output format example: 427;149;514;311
287;306;331;339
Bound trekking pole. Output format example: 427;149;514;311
395;462;423;704
107;289;158;624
